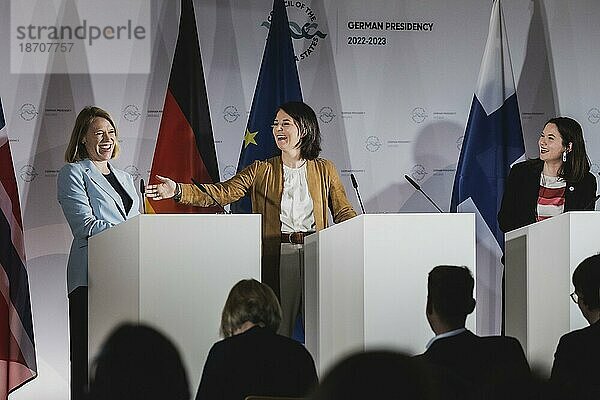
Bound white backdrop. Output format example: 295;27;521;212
1;1;599;398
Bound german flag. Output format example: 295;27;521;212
148;0;219;213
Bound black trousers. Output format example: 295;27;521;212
69;286;88;400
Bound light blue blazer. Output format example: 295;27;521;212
57;159;140;293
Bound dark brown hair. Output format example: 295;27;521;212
65;106;119;162
276;101;322;160
545;117;590;182
220;279;282;337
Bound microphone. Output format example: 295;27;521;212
404;174;444;213
191;178;230;214
350;173;366;214
139;178;146;214
583;193;600;210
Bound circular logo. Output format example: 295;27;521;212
19;165;38;182
587;108;600;124
456;135;464;151
318;106;335;123
223;106;240;123
365;135;382;152
18;103;38;121
261;2;328;61
123;105;141;122
590;161;600;174
411;107;428;124
124;165;141;181
411;164;427;181
222;165;237;180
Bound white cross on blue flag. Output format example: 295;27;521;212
450;0;525;335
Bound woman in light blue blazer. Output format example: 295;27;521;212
57;106;139;400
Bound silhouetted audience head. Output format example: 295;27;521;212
426;265;476;330
572;254;600;323
220;279;282;337
422;266;534;399
89;323;189;400
310;351;440;400
547;254;600;399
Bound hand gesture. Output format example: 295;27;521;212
145;175;177;200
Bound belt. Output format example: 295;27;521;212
280;231;315;245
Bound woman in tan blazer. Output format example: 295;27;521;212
146;101;356;337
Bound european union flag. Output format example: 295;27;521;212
450;0;525;335
231;0;302;213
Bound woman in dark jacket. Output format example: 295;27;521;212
498;117;597;232
195;279;318;400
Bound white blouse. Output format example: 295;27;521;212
280;162;315;233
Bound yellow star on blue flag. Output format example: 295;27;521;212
243;128;258;148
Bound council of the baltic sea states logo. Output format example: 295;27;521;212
411;164;427;182
318;106;335;123
261;1;328;61
365;135;382;152
18;103;38;121
123;104;141;122
19;165;38;182
223;106;240;123
223;165;237;180
411;107;428;124
587;108;600;124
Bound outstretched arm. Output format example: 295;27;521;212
147;161;262;207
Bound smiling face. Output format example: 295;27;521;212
539;122;570;163
83;117;116;162
272;109;302;155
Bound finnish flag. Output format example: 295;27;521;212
450;0;525;335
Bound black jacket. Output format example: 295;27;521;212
549;320;600;399
498;159;597;233
419;330;532;399
195;326;317;400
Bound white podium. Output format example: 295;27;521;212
88;214;261;389
304;213;476;374
505;211;600;376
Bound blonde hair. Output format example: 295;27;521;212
220;279;282;337
65;106;120;162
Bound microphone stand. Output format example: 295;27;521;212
350;173;366;214
191;178;230;214
139;178;146;214
404;174;443;213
